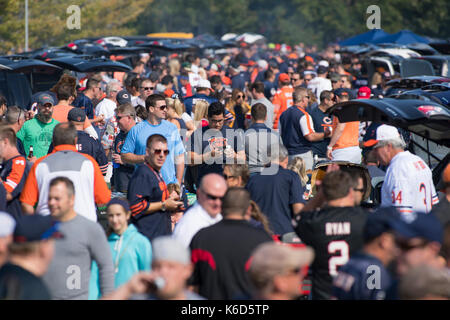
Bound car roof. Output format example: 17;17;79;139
328;98;450;146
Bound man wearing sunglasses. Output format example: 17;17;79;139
121;94;185;186
173;173;227;248
127;134;183;241
187;102;245;188
135;78;156;108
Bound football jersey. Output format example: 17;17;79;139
381;151;438;217
127;163;171;241
272;86;294;129
0;155;29;219
293;206;368;300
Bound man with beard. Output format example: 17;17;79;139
17;93;60;161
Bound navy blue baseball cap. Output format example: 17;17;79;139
116;90;131;105
14;215;64;243
400;211;443;244
364;207;416;242
107;198;130;212
68;107;86;122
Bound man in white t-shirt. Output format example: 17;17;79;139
366;125;438;217
172;174;226;248
95;80;122;133
307;66;332;103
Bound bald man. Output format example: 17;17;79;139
172;174;227;247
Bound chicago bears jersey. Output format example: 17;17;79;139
294;206;368;300
381;151;438;217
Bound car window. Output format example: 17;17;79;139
0;71;32;108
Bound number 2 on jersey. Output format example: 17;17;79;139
328;240;349;276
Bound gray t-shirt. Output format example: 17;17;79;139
251;97;274;129
43;215;114;300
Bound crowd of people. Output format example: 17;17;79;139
0;42;449;300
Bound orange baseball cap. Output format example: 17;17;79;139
279;73;290;83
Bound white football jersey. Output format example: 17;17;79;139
381;151;438;217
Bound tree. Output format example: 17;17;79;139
0;0;153;54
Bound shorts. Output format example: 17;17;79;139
331;146;362;164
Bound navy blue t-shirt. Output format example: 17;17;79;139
188;126;244;187
127;163;172;241
231;73;247;91
17;139;26;157
246;165;306;235
332;252;396;300
279;106;312;155
263;80;277;100
72;93;94;119
183;94;218;115
308;106;332;158
112;130;135;192
0;181;7;213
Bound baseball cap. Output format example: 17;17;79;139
257;59;268;70
364;207;416;243
68;107;86;122
330;73;341;82
334;88;350;98
196;79;212;90
279;73;290;83
357;86;371;99
152;236;190;265
363;124;401;148
318;60;329;68
107;198;130;212
0;212;15;237
400;211;443;244
116;90;131;105
37;92;55;106
13;215;64;243
317;66;328;75
249;242;314;282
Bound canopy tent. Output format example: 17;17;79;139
373;30;430;45
338;29;389;46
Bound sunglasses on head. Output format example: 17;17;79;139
153;149;169;156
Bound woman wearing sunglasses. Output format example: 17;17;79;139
225;89;251;130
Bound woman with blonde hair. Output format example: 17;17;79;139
288;157;311;200
225;88;251;129
192;99;209;129
287;156;309;187
165;98;194;138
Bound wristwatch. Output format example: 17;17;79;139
327;145;333;151
161;201;166;212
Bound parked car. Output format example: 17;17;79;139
327;98;450;197
0;56;62;108
413;55;450;77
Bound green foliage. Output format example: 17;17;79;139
1;0;449;54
